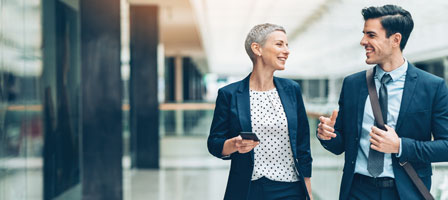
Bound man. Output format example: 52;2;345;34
317;4;448;200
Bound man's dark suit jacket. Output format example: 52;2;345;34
208;74;312;200
320;63;448;200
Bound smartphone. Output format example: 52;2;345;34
240;132;260;142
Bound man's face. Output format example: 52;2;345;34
360;18;395;65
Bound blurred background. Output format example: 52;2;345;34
1;0;448;199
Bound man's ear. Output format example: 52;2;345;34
392;33;402;49
251;42;262;57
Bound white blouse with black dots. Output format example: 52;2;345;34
249;88;299;182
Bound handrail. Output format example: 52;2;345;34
4;103;216;111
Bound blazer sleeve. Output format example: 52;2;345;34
400;79;448;163
208;88;232;159
295;84;313;177
318;78;346;155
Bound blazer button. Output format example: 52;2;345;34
351;161;355;165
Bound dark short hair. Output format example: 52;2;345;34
362;5;414;51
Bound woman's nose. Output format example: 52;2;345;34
284;46;290;54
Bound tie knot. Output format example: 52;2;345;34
381;74;392;84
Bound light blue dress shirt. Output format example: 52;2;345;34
354;59;408;178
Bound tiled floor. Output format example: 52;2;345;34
131;157;448;200
2;136;448;200
123;168;229;200
2;159;448;200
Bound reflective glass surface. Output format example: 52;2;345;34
1;0;44;199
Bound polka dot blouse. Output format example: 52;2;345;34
249;88;299;182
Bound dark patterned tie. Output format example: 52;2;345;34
368;73;392;177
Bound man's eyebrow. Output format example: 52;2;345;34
362;31;377;35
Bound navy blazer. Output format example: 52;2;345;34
208;74;312;200
320;63;448;200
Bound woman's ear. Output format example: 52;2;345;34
251;42;262;57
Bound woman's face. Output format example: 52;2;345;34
259;31;289;71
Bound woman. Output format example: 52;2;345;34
207;23;312;200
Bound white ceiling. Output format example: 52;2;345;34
190;0;330;77
1;0;447;79
190;0;448;79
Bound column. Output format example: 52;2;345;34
175;56;184;102
175;56;184;136
42;1;83;199
164;57;175;102
80;0;123;199
129;5;159;168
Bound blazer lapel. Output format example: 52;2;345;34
274;77;298;157
395;63;418;132
236;74;254;162
358;71;369;137
236;74;252;133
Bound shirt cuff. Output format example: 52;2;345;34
316;130;323;140
396;138;402;157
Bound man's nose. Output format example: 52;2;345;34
360;36;367;46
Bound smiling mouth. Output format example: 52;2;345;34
278;57;287;61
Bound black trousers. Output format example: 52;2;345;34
247;177;306;200
349;174;400;200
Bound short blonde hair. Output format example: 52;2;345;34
244;23;286;61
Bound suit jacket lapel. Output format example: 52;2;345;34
236;74;254;161
395;63;418;132
274;77;298;157
358;71;369;137
236;74;252;133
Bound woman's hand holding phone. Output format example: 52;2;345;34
222;134;260;156
236;134;260;153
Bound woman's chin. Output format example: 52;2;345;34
276;66;285;71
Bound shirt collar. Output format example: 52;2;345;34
375;57;408;82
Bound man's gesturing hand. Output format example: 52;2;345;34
317;110;338;140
